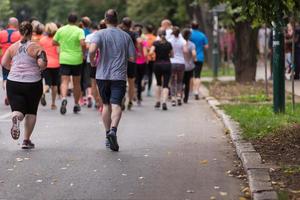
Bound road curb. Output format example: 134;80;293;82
201;87;278;200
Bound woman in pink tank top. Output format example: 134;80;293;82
1;21;47;149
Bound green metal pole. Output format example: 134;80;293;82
212;10;219;79
272;10;285;113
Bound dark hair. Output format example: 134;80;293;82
146;24;154;33
172;26;180;37
157;28;166;42
68;13;78;23
19;21;33;42
105;9;118;25
182;28;191;40
99;19;107;29
81;16;91;28
91;22;98;30
191;21;199;30
135;26;143;37
122;17;132;28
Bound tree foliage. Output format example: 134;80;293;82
0;0;14;24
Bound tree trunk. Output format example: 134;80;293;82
234;21;258;82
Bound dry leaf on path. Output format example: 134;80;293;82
200;160;208;165
220;192;228;196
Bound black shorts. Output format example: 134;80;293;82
60;64;82;76
6;80;43;115
89;63;97;79
96;80;126;106
194;61;203;78
81;61;91;92
154;62;172;88
43;68;60;86
127;61;136;79
2;68;9;81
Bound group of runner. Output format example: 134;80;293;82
0;10;208;151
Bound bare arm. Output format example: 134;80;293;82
80;39;86;54
204;44;209;49
1;48;12;70
89;43;98;66
192;49;197;61
169;50;174;58
36;50;47;70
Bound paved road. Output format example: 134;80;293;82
0;90;244;200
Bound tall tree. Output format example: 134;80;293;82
0;0;14;25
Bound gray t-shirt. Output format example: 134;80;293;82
91;27;136;81
184;41;196;71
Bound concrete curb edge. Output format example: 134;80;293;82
201;86;278;200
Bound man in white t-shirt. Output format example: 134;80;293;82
258;24;271;67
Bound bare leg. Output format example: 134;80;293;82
91;79;102;107
111;104;122;128
51;86;57;107
193;78;201;95
24;114;37;140
162;88;169;103
155;86;162;102
60;75;70;99
72;76;81;105
102;104;112;131
127;78;135;103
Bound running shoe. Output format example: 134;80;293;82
11;115;20;140
67;89;73;97
127;101;133;110
195;94;200;100
40;94;47;106
183;98;188;104
154;102;161;109
171;100;176;107
73;104;81;114
60;99;68;115
177;99;182;106
4;97;9;106
107;130;119;151
162;103;168;111
87;96;93;108
21;140;35;149
105;138;110;148
147;90;151;97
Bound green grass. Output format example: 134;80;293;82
235;93;271;103
201;67;235;77
221;103;300;139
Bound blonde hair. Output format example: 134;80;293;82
31;20;45;35
45;22;58;37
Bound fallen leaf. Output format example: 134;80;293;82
144;154;149;157
70;183;74;187
17;184;20;188
241;187;250;193
239;197;247;200
210;196;216;200
214;186;220;190
24;158;30;160
122;173;127;176
36;180;43;183
138;177;144;180
128;193;134;196
200;160;208;165
7;169;14;171
61;167;67;170
16;158;23;162
186;189;195;193
117;159;122;161
220;192;228;196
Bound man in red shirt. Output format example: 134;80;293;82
0;17;21;105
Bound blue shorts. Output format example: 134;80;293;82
96;80;126;106
2;68;9;81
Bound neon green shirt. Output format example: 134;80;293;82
54;24;85;65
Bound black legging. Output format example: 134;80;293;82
136;63;146;101
183;70;194;102
154;62;172;88
147;61;154;91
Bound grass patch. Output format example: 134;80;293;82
236;93;270;103
201;67;235;77
221;103;300;139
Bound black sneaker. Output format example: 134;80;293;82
11;116;20;140
127;101;133;110
162;103;168;111
87;97;93;108
171;100;176;107
21;140;35;149
183;98;188;104
67;89;72;97
177;99;182;106
105;138;110;148
40;94;47;106
60;99;67;115
73;104;81;114
107;130;119;152
154;102;161;109
195;94;200;100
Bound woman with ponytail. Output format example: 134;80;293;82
1;21;47;149
150;28;173;110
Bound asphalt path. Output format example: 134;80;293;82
0;90;245;200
